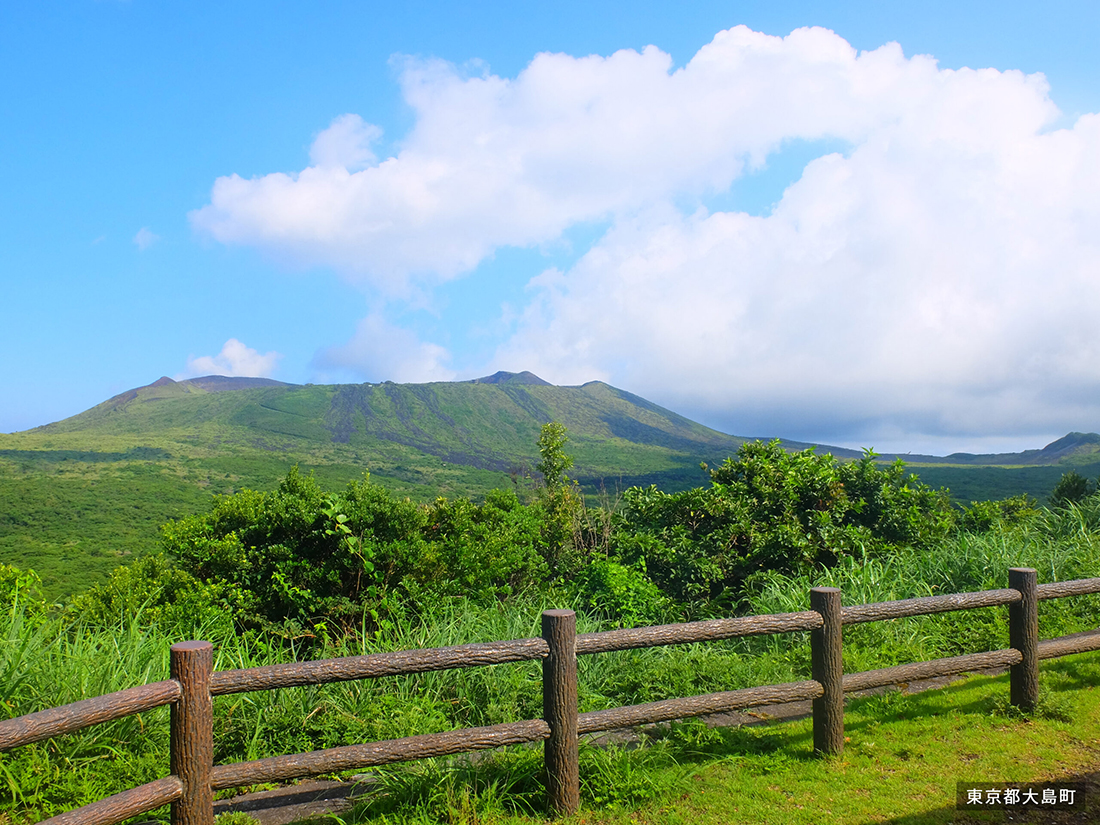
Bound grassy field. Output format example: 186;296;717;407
329;655;1100;825
3;375;1095;601
5;512;1100;825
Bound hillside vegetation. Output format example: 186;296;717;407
0;373;763;598
4;425;1100;823
3;373;1099;600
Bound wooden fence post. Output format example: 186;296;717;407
811;587;843;756
171;641;214;825
1009;568;1039;712
542;609;579;816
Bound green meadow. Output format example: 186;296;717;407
4;420;1100;823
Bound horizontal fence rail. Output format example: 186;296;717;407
575;611;823;654
0;681;181;751
577;680;824;734
39;778;183;825
209;720;552;790
840;588;1021;624
1038;629;1100;660
210;638;550;695
4;567;1100;824
1038;578;1100;600
841;649;1024;694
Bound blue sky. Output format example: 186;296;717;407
3;1;1100;456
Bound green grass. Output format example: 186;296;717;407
314;656;1100;825
3;375;1095;600
5;528;1100;825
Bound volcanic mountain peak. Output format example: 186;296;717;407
469;371;552;386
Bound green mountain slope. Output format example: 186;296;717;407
18;371;838;487
0;372;765;595
2;371;1097;598
879;432;1100;466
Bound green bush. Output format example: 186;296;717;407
569;558;673;627
610;441;955;608
63;553;235;637
959;494;1039;533
1049;470;1095;508
161;468;549;637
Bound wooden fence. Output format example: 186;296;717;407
4;567;1100;824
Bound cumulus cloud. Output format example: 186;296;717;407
133;227;159;250
178;339;282;379
193;27;948;289
309;113;383;171
494;111;1100;447
191;25;1100;449
314;314;455;383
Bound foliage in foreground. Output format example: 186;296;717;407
6;433;1100;821
136;436;967;636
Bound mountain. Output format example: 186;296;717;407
2;371;1098;598
11;373;1100;482
901;432;1100;466
17;372;788;488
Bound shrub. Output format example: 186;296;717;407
161;467;551;637
569;558;673;627
1049;471;1095;508
611;441;955;607
959;494;1040;533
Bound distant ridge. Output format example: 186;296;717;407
13;372;1100;472
96;375;293;409
20;370;763;491
181;375;296;392
892;431;1100;466
469;370;551;386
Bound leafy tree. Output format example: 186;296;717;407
1049;471;1095;509
534;422;582;576
161;466;548;638
536;422;573;489
612;440;955;608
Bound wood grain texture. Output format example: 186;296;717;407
842;648;1022;693
210;638;548;695
1009;568;1039;711
811;587;843;756
35;776;182;825
0;680;179;752
1037;578;1100;600
577;681;823;734
576;611;822;655
171;641;214;825
542;609;579;817
841;589;1020;625
1038;631;1100;660
209;720;550;790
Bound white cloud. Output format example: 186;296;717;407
314;314;455;383
493;109;1100;447
133;227;159;250
192;27;967;290
178;338;282;379
190;25;1100;448
309;113;382;171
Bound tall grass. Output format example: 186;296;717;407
5;515;1100;822
742;509;1100;672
